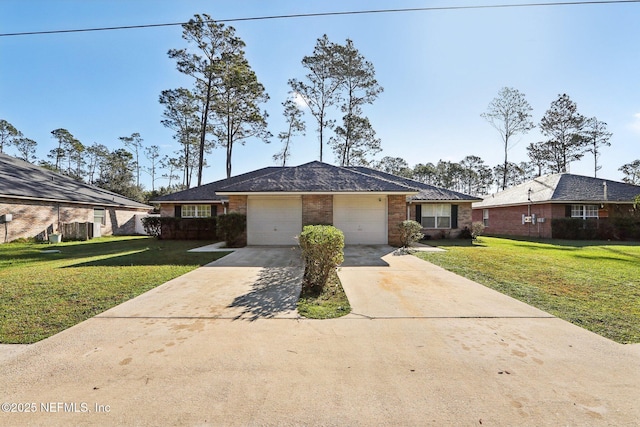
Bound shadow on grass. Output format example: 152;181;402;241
227;266;303;321
421;239;485;248
66;249;230;267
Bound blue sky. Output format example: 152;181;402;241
1;0;639;190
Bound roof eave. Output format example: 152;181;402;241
149;199;226;204
1;193;151;209
215;191;419;196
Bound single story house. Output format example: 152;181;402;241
472;173;640;239
0;152;152;243
151;161;480;246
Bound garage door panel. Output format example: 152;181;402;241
334;195;387;244
247;197;302;245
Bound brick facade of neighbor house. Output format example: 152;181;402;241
387;195;407;246
0;198;145;242
302;195;333;226
471;203;561;239
409;202;474;239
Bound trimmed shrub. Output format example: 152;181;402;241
398;220;424;247
141;216;162;238
471;222;485;241
216;213;246;247
458;226;472;240
298;225;345;294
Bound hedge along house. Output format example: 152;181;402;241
152;161;480;246
471;173;640;239
0;152;152;243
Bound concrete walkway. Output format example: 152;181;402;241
1;246;639;426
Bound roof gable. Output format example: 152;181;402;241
0;153;150;209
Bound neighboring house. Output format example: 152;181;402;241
472;173;640;239
151;161;480;246
0;153;152;243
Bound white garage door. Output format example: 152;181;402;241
247;196;302;245
333;195;387;244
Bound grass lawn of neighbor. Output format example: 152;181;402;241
0;237;229;344
415;237;640;344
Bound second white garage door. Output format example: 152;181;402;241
333;195;387;244
247;196;302;245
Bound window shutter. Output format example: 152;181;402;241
174;205;182;218
565;205;571;217
451;204;458;229
211;205;217;217
415;204;422;222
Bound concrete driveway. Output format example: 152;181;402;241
1;246;639;426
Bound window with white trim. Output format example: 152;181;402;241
421;204;451;228
571;204;598;219
483;209;489;227
181;205;212;218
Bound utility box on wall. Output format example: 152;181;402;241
0;214;12;223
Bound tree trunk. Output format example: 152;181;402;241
198;78;213;187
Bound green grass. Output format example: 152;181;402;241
297;270;351;319
416;237;640;344
0;237;230;344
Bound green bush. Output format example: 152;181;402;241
141;216;162;238
216;213;246;247
143;217;218;240
298;225;345;294
398;220;424;247
471;222;485;241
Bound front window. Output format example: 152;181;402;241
421;204;451;228
181;205;212;218
483;209;489;227
571;204;598;220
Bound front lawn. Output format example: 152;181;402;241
415;237;640;344
0;237;229;344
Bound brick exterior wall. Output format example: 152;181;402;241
302;195;333;226
472;203;556;238
456;204;473;237
410;202;474;239
0;197;148;243
228;196;247;215
227;195;248;246
387;195;407;247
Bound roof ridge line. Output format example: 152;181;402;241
343;164;419;191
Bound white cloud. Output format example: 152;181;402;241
292;92;309;109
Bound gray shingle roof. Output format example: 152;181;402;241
347;166;481;201
0;152;151;209
150;166;279;202
150;161;482;202
474;173;640;208
215;161;417;193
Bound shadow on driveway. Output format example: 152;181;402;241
227;266;302;321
